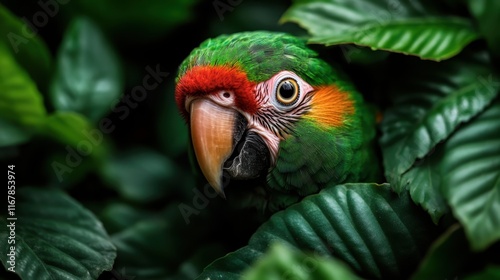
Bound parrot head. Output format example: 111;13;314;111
175;31;377;199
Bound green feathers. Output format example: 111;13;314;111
177;31;339;86
269;115;379;197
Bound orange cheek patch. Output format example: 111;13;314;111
305;85;355;128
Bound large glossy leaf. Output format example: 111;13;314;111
467;0;500;57
197;183;438;279
398;99;500;250
0;187;116;280
0;42;46;128
50;17;123;123
380;49;499;186
243;242;360;280
281;0;478;60
0;3;52;87
439;99;500;251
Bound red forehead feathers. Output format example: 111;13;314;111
175;66;258;118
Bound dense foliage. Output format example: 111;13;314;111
1;0;499;279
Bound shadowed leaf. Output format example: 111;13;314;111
0;187;116;280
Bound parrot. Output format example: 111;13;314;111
175;31;379;211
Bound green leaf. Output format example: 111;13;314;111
0;42;47;127
439;99;500;251
197;183;438;279
42;111;108;161
0;118;30;147
0;3;52;87
100;203;151;234
399;98;500;249
281;0;479;60
396;157;449;223
0;187;116;280
243;242;360;280
467;0;500;57
40;111;109;184
50;16;123;122
411;225;471;280
380;49;499;186
102;148;181;202
390;97;500;247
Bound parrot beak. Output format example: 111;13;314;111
189;98;271;198
189;99;245;197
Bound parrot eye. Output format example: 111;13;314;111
276;78;299;105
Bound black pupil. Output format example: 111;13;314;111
279;81;295;100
